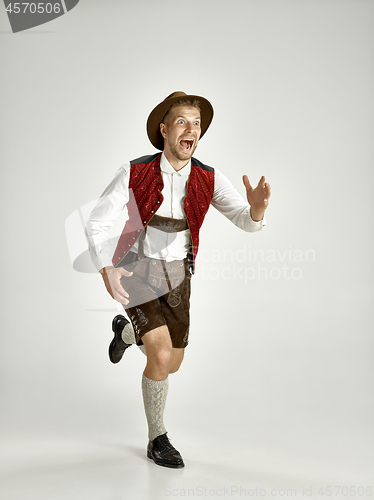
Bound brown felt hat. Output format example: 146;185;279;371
146;91;214;150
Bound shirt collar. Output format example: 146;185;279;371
160;152;191;176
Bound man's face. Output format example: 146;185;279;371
160;105;201;163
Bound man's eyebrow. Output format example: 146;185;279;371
175;115;201;120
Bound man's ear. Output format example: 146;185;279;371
160;122;167;139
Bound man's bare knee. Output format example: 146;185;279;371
142;326;173;380
152;347;172;371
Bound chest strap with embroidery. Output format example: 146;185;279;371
138;214;189;259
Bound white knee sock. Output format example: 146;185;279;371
121;322;146;355
142;373;168;441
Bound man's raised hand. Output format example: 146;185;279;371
243;175;271;222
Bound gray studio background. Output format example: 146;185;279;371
0;1;373;499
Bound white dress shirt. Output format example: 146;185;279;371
85;153;265;272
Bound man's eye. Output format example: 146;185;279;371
178;120;184;124
194;122;200;126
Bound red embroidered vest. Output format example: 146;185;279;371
112;153;215;274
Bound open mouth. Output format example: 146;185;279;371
179;139;194;152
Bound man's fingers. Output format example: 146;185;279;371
101;266;133;304
114;268;132;303
113;281;129;298
258;176;266;188
118;268;133;277
264;182;271;199
106;280;128;300
112;285;129;304
104;274;130;302
244;175;267;191
113;294;129;305
243;175;252;192
113;293;129;305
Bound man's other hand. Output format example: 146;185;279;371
100;266;133;304
243;175;271;222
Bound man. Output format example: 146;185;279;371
85;91;271;469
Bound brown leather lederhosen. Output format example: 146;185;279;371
118;214;192;347
121;214;188;307
136;214;189;304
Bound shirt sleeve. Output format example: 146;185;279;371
84;162;131;271
211;168;266;232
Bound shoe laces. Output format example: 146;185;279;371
157;433;173;452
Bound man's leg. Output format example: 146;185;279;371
120;321;184;366
141;326;185;468
170;348;184;374
142;326;184;379
120;318;147;355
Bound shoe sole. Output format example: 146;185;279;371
147;451;185;469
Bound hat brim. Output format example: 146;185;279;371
147;93;214;151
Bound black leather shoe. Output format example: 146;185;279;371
147;433;185;468
109;315;132;364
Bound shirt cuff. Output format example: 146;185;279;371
241;207;266;231
249;210;266;226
